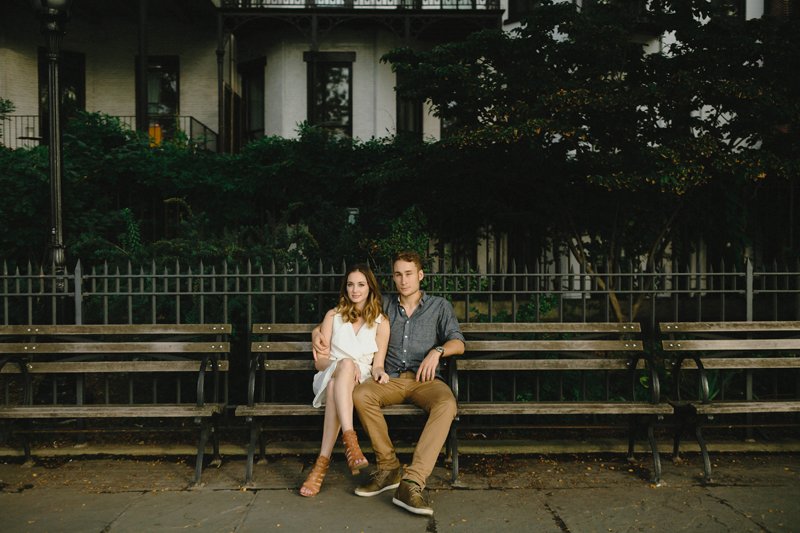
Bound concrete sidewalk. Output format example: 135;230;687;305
0;451;798;532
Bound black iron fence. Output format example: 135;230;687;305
1;257;798;328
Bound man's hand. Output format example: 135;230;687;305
311;327;330;361
415;350;441;382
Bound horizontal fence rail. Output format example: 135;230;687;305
221;0;501;9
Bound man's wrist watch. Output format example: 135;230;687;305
434;346;445;356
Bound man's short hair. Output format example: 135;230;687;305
392;250;424;270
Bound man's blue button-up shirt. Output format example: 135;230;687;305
381;292;465;379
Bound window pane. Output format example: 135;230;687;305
311;63;351;137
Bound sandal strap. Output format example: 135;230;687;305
300;455;330;496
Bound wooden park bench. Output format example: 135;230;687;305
660;321;800;482
452;322;669;484
238;322;668;485
235;323;438;484
0;324;230;484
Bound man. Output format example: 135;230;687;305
313;251;465;516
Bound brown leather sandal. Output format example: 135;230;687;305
342;429;368;475
299;455;330;497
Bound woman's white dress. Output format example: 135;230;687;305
311;313;381;408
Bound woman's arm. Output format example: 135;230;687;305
314;309;336;372
370;317;390;384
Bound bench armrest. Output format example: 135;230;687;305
196;355;222;408
0;356;31;405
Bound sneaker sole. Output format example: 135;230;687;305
354;481;400;497
392;496;434;516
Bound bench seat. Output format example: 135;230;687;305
457;402;673;416
0;404;224;419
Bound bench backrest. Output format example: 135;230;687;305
659;321;800;403
250;322;651;403
453;322;650;403
660;321;800;369
0;324;231;405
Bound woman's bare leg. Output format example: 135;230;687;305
301;383;340;497
319;382;341;457
333;358;358;432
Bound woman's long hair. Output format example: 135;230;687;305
335;264;383;327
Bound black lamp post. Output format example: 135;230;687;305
31;0;72;278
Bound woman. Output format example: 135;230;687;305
300;264;390;497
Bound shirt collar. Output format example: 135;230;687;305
394;291;428;306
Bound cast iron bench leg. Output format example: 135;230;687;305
194;418;210;485
245;417;259;484
209;420;222;468
450;421;459;483
626;415;637;462
647;416;662;485
696;422;713;483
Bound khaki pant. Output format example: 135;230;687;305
353;371;456;488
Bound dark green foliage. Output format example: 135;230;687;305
1;1;798;293
381;0;800;318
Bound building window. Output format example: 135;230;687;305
136;56;179;144
507;0;539;22
37;48;85;144
396;71;423;140
240;58;266;145
765;0;798;18
304;51;355;138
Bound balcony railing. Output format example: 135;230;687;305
0;115;41;150
1;115;218;152
221;0;500;10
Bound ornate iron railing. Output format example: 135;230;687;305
0;115;218;152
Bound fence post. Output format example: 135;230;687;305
74;260;83;325
746;256;753;322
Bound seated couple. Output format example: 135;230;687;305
300;250;465;517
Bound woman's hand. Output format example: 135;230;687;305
371;367;389;384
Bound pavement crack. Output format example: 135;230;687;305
544;502;571;533
706;492;775;533
100;491;147;533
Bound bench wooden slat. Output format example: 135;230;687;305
252;322;642;335
663;339;800;351
458;359;644;371
252;324;315;334
661;321;800;333
0;404;224;418
0;342;230;354
457;402;672;416
251;339;642;353
460;322;641;333
0;324;231;335
255;359;646;372
465;340;642;351
261;360;313;371
0;361;230;373
693;401;800;415
256;359;645;371
251;341;311;352
671;357;800;369
235;403;424;417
